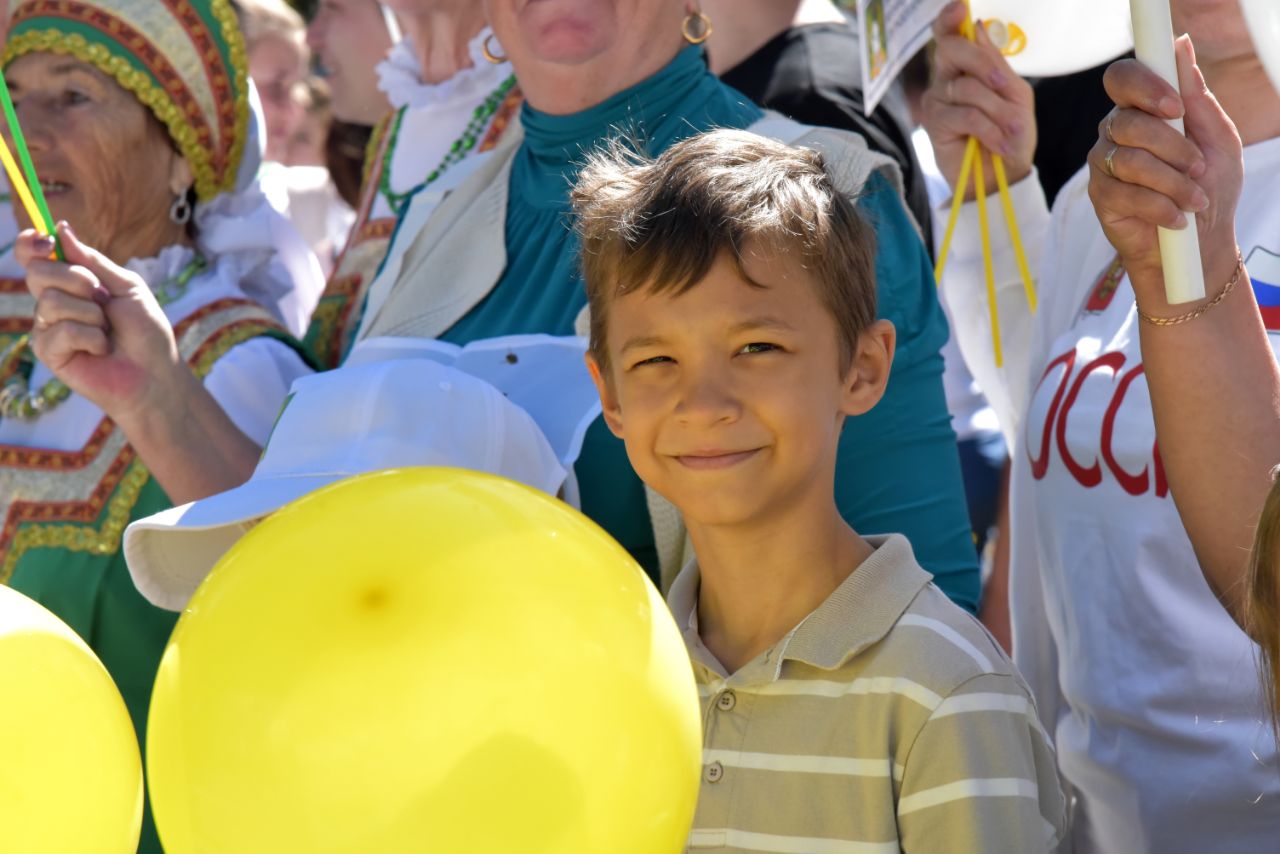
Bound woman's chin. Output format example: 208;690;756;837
524;11;613;65
530;35;611;66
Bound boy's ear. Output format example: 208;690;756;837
840;319;896;417
586;353;626;438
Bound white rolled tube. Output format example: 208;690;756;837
1129;0;1206;304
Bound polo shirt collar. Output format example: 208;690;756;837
666;534;932;679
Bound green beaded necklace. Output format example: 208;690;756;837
0;253;208;420
378;74;517;215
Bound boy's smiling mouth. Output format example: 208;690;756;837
674;449;762;470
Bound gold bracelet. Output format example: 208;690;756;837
1137;251;1245;327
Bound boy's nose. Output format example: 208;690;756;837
674;369;740;426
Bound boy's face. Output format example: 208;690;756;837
589;248;894;529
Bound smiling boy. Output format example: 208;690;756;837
573;130;1065;852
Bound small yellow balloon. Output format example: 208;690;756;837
148;468;702;853
0;586;143;853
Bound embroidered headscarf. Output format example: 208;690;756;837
1;0;323;335
5;0;249;202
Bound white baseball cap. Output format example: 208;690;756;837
124;358;567;611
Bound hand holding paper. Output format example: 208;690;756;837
1087;36;1243;315
923;1;1038;365
923;1;1036;199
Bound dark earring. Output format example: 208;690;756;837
169;194;192;226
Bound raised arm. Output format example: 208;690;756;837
1086;37;1280;626
922;1;1048;442
17;224;267;505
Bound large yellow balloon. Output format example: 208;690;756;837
0;586;143;853
148;468;702;853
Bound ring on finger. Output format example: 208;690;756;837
1104;145;1119;179
1104;113;1117;144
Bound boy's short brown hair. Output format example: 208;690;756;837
571;129;878;370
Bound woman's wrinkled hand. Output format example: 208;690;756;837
1087;35;1243;312
16;221;183;424
921;0;1036;198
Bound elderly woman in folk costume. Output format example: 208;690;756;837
0;0;321;848
304;0;520;368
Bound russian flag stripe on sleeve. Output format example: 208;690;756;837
1246;246;1280;330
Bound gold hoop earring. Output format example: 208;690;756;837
682;10;712;45
482;34;507;64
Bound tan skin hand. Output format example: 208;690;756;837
1083;34;1279;626
921;0;1036;199
1087;35;1242;308
16;221;265;505
16;222;187;425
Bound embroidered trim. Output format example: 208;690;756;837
3;457;149;580
305;226;394;368
360;111;396;202
479;84;522;153
5;0;249;199
208;0;249;200
355;219;396;244
0;300;284;582
188;318;279;376
0;317;33;336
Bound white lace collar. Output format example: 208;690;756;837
376;27;512;111
125;243;201;291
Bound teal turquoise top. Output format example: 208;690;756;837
441;46;980;612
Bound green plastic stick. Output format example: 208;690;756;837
0;72;61;259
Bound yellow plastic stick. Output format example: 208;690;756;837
934;136;978;283
0;134;46;237
992;155;1038;312
972;151;1003;367
960;2;976;38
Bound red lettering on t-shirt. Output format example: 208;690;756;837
1028;347;1169;499
1029;350;1077;480
1101;362;1149;495
1055;352;1127;487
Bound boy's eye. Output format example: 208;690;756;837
630;355;674;369
63;89;90;106
738;342;780;355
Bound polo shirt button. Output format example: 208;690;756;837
716;690;736;711
704;761;724;784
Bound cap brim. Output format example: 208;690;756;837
124;472;346;611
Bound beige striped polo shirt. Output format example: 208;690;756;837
667;533;1067;853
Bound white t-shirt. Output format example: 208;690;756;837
940;137;1280;854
